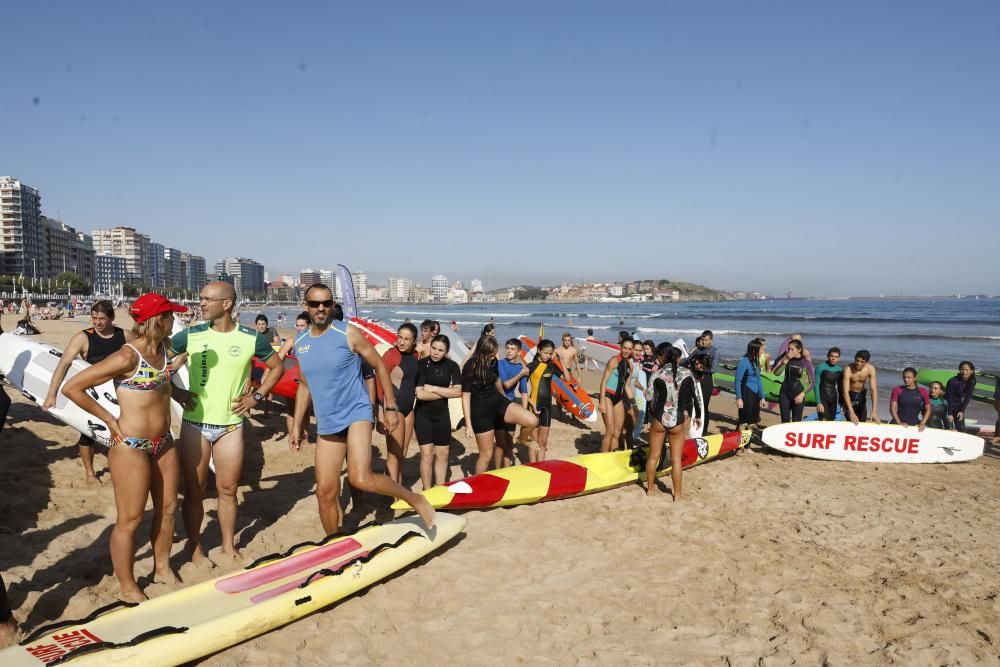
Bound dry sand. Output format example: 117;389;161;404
1;314;999;665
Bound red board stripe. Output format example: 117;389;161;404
445;474;511;509
527;460;589;500
717;430;742;455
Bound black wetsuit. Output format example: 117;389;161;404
814;362;843;421
414;357;461;445
927;398;951;430
779;358;807;423
0;573;10;622
609;355;630;406
461;360;511;434
78;326;127;445
526;357;563;428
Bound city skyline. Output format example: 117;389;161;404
2;3;998;296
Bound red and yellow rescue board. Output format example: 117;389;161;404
761;421;984;463
393;430;750;510
2;515;465;667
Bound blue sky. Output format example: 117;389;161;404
2;1;998;296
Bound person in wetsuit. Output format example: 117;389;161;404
735;339;766;431
461;335;538;474
813;347;843;421
379;322;419;484
42;300;127;483
644;342;701;500
926;381;952;430
890;367;930;429
525;339;564;462
944;361;977;431
414;334;462;489
772;339;812;423
599;337;635;452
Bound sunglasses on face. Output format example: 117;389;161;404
306;299;334;309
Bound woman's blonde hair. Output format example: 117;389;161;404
131;314;167;342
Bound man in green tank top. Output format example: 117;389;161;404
170;281;285;564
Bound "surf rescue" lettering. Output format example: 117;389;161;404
783;432;919;454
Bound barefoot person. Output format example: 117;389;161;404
379;323;419;484
772;339;812;424
42;300;127;483
599;337;635;452
495;338;529;468
735;339;766;431
842;350;880;424
414;334;462;489
169;281;285;564
643;343;700;499
944;361;977;432
554;332;583;383
290;284;435;532
525;339;564;462
814;347;843;421
274;311;311;442
462;335;538;474
62;293;187;601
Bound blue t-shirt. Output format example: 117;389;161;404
497;358;528;400
294;324;373;435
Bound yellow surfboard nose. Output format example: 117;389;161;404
391;485;455;510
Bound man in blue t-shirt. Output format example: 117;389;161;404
495;338;529;468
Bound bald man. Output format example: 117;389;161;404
170;281;285;564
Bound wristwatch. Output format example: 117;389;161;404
384;406;399;412
252;392;265;402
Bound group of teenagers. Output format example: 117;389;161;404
730;335;987;432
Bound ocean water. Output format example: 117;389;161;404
243;299;998;373
242;298;999;424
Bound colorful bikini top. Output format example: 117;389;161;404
119;343;173;391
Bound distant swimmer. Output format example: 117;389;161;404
555;332;582;383
813;347;843;421
890;367;930;430
619;315;625;326
291;284;435;531
842;350;880;424
43;300;127;483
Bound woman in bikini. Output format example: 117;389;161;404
63;293;187;603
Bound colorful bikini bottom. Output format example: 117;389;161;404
111;433;172;457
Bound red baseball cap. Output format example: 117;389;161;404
130;293;188;323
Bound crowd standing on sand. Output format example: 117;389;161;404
0;291;998;649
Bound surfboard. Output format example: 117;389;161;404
574;337;619;367
392;430;750;510
1;514;466;667
517;336;597;423
0;333;120;446
761;421;984;463
916;368;995;403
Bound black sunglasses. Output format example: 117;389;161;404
306;299;334;309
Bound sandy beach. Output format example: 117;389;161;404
2;314;998;665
